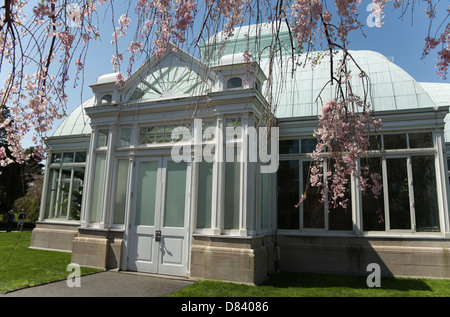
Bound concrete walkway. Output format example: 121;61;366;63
1;271;193;297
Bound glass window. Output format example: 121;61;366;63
51;153;62;163
120;129;132;146
45;169;59;218
197;161;213;228
57;169;72;218
368;135;381;151
90;153;106;223
361;157;385;231
113;160;129;225
409;132;433;148
302;161;324;229
75;152;87;163
202;121;215;141
44;166;85;221
386;158;411;229
135;161;158;226
279;139;299;155
301;139;317;154
261;172;269;229
164;161;187;227
412;156;440;232
62;152;74;163
224;147;241;229
227;77;242;89
383;134;407;150
328;162;352;231
97;129;109;147
226;118;242;141
277;160;299;230
70;167;84;220
139;127;155;144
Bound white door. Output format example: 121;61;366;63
127;157;190;276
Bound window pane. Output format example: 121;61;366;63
226;119;242;141
75;152;87;162
164;161;187;227
383;134;407;149
98;129;109;147
70;167;84;220
302;161;324;228
368;135;381;151
227;77;242;89
328;162;352;231
301;139;317;154
224;147;241;229
412;156;440;232
261;173;269;229
135;161;158;226
120;129;131;146
139;127;155;144
277;160;299;229
113;160;129;225
51;153;62;163
197;161;213;228
361;157;385;231
387;158;411;229
45;169;59;218
409;132;433;148
62;152;74;163
90;153;106;223
57;169;72;219
279;139;299;155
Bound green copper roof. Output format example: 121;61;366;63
53;23;448;138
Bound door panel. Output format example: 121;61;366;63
127;158;161;273
127;157;189;276
158;159;189;276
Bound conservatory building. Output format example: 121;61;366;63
31;24;450;284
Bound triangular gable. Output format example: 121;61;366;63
123;43;215;103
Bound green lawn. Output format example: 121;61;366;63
0;231;102;294
169;270;450;298
2;231;450;297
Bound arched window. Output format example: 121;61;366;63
101;94;112;105
227;77;242;89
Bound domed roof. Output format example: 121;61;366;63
271;50;437;118
52;97;93;137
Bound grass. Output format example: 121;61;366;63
169;271;450;297
0;231;102;294
2;231;450;297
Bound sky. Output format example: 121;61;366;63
19;0;449;148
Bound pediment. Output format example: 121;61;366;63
123;44;215;103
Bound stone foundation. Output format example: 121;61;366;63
277;235;450;278
190;235;274;285
71;228;124;270
30;222;79;252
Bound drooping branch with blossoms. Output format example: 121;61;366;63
0;0;447;194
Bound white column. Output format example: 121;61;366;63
81;127;99;227
212;116;224;235
100;125;117;229
38;154;52;221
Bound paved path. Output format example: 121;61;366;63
1;271;193;297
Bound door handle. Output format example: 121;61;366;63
155;230;161;242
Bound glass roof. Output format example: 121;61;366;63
53;23;448;139
52;96;94;137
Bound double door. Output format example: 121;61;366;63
127;157;190;276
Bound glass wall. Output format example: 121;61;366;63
44;151;87;221
278;132;443;234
